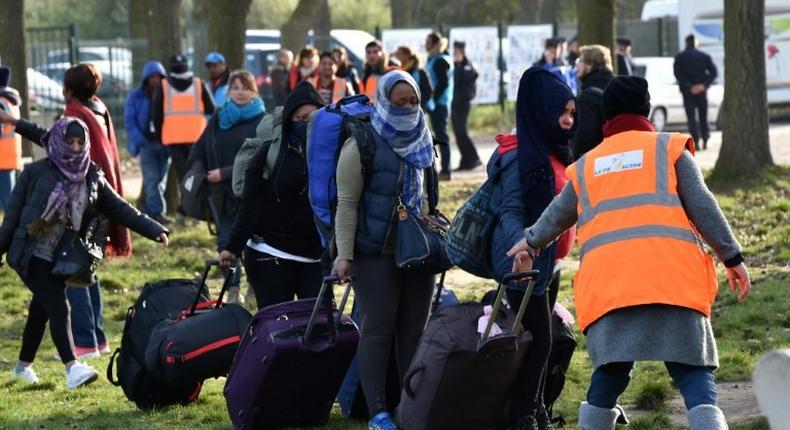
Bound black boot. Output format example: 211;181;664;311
535;404;555;430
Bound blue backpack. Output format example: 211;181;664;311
306;94;375;248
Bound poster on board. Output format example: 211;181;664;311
506;24;553;101
381;28;433;65
449;26;500;104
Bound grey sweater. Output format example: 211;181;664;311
525;150;741;368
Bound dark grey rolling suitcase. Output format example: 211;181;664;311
396;271;539;430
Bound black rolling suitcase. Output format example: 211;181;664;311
396;271;539;430
145;260;252;385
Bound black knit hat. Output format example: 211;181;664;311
602;76;651;120
282;81;325;136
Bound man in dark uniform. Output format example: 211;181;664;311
674;34;718;150
615;37;636;76
451;41;481;171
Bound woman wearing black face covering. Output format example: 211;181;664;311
219;82;325;309
489;67;577;430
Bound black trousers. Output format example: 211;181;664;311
166;144;192;184
18;257;76;364
242;245;322;309
353;254;435;415
506;288;552;420
451;101;480;168
682;91;710;145
429;105;452;174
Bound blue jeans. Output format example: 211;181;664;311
587;361;718;410
0;169;15;210
66;281;107;348
139;143;170;216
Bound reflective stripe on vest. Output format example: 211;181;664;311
568;131;717;332
161;78;207;145
0;97;22;170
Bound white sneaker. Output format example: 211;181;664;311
10;365;39;385
66;362;99;389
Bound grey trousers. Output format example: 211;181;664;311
353;254;435;415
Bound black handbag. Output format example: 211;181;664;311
51;217;103;287
393;167;453;274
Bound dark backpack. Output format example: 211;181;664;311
107;277;211;410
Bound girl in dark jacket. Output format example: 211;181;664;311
0;117;168;389
489;67;576;430
218;81;325;308
188;70;265;304
0;64;132;360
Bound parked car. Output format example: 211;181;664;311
632;56;723;132
43;47;133;87
27;67;65;111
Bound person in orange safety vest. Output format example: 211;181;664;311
507;76;750;430
359;40;398;104
0;67;22;212
308;52;354;104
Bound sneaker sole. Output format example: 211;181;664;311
68;371;98;389
10;375;38;385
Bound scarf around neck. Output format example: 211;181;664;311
40;117;91;229
219;97;265;130
371;70;435;217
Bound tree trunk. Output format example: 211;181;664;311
205;0;253;70
312;0;331;52
129;0;183;214
390;0;417;28
191;0;210;80
281;0;321;54
0;0;30;157
539;0;560;25
578;0;617;69
712;0;772;178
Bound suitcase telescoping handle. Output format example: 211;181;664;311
187;260;236;317
303;275;352;344
480;270;540;343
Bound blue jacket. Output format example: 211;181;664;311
124;61;166;156
355;130;402;257
487;143;556;295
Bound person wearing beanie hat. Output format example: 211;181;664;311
0;66;23;212
508;76;750;430
615;36;636;76
124;60;171;226
205;52;230;106
0;116;169;390
150;53;215;219
218;80;325;309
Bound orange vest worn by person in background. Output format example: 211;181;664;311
566;131;718;333
308;76;351;104
360;66;398;103
0;96;22;170
161;77;208;145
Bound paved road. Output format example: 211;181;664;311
121;122;790;199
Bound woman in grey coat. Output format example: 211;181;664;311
508;77;751;430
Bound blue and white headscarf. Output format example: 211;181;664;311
371;70;435;217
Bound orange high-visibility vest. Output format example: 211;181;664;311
359;66;398;104
0;96;22;170
566;131;718;332
161;77;207;145
308;77;351;104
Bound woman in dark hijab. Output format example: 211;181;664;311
489;66;577;430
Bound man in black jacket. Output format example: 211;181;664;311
674;34;718;150
451;41;481;171
571;45;615;159
615;37;635;76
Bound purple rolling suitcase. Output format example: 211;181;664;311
224;276;359;429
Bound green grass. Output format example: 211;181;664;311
1;167;789;429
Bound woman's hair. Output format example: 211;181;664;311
395;46;420;68
579;45;613;72
228;70;258;95
298;47;319;65
332;47;349;67
63;63;102;102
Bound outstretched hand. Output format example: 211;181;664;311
726;262;751;302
